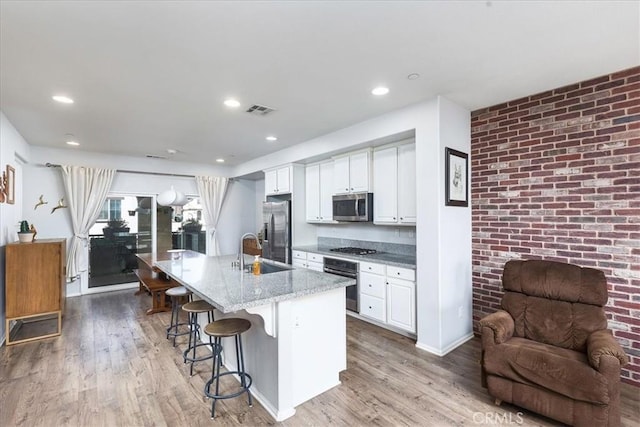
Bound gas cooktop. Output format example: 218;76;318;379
329;247;377;255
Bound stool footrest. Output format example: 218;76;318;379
204;372;253;400
183;343;219;363
166;322;191;337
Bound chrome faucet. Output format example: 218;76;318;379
239;232;262;271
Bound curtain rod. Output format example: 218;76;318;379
45;162;217;179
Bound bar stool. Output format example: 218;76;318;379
182;300;216;376
203;318;253;418
165;286;192;347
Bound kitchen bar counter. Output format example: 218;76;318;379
292;245;417;269
155;250;353;313
151;250;353;421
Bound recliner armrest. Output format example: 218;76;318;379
587;329;629;369
479;310;514;345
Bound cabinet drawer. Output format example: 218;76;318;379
307;260;323;272
387;266;415;281
292;259;306;269
360;272;386;298
360;294;386;322
359;261;385;275
307;252;323;263
292;250;307;260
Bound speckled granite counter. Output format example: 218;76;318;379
154;250;354;313
292;245;416;269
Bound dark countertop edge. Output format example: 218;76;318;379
292;245;416;269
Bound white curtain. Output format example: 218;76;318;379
195;176;229;256
61;165;115;280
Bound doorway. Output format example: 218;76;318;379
88;194;206;289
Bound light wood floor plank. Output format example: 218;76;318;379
1;289;638;426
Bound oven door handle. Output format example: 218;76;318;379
323;267;358;279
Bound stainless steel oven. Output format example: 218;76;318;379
323;256;358;312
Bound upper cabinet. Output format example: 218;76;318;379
333;150;371;194
265;165;292;196
373;142;416;225
306;161;334;223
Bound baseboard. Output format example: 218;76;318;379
1;320;19;347
416;332;474;357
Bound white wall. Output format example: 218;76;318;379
231;97;472;356
0;112;31;344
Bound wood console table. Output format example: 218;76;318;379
134;252;180;315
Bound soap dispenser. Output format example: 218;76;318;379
252;255;261;275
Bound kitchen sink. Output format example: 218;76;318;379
258;261;293;275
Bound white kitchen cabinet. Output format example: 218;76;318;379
386;266;416;333
359;261;387;323
358;261;416;334
264;165;292;196
373;142;416;225
333;150;371;194
373;146;398;223
292;250;323;271
305;161;334;223
397;143;416;224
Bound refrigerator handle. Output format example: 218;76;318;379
269;214;275;258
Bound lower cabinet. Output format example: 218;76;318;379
292;250;323;272
359;261;416;334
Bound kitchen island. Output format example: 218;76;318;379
153;250;354;421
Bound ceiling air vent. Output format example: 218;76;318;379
145;154;167;159
246;104;276;116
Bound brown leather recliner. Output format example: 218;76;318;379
480;260;629;426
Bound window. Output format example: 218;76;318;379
97;198;122;222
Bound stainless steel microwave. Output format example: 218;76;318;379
332;192;373;222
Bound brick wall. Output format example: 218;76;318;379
471;66;640;386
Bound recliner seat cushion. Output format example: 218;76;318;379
484;337;609;405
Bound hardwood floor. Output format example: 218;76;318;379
1;290;638;426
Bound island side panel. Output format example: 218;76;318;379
213;310;282;418
289;287;347;407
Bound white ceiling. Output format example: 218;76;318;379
1;1;638;167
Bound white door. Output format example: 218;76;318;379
349;151;370;192
333;155;351;194
386;277;416;333
305;164;320;222
276;166;291;193
373;146;398;223
398;143;416;224
265;170;278;195
319;161;334;221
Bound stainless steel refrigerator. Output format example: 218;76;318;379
262;200;291;264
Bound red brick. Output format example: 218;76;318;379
471;66;640;387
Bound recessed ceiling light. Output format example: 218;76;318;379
266;136;278;142
216;158;225;163
167;148;177;155
224;99;240;108
371;86;389;96
407;73;420;80
52;95;74;104
64;134;79;146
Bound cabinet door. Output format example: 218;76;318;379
333;155;351;194
265;170;278;195
277;166;291;193
373;146;398;223
398;143;416;224
349;151;370;192
387;277;416;333
319;161;334;221
305;164;321;222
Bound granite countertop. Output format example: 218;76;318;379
293;245;416;269
154;250;354;313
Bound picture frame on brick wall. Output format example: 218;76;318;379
445;147;468;207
